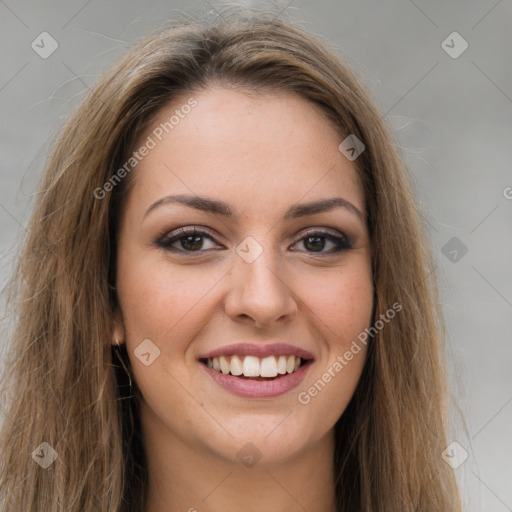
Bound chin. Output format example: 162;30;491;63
204;413;320;467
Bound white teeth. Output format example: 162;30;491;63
277;355;287;374
230;355;243;376
260;356;278;377
205;354;304;377
219;355;230;375
243;356;260;377
286;355;295;373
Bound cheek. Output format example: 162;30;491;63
293;261;373;421
116;248;225;346
115;253;221;417
297;261;374;344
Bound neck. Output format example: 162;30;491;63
141;403;337;512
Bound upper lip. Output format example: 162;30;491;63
197;343;315;361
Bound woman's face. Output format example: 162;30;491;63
114;87;373;466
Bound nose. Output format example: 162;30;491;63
224;248;298;329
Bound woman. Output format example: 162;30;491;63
0;8;463;511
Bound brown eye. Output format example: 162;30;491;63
156;227;222;253
292;230;352;254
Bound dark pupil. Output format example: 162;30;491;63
180;235;326;252
304;236;325;252
181;235;203;251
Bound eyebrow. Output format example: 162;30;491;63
144;194;365;221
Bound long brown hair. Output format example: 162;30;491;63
0;7;463;511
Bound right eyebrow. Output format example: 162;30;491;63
144;194;232;219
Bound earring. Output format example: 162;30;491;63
114;337;133;395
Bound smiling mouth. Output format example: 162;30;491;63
199;355;308;380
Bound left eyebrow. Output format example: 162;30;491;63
144;194;365;221
283;197;365;221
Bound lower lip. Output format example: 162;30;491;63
200;360;313;398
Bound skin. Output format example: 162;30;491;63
113;87;374;512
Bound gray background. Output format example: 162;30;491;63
1;1;511;510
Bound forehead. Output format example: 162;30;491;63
124;87;365;218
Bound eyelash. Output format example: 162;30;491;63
155;226;353;255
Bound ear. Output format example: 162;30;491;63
112;307;126;346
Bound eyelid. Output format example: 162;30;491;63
156;226;223;249
289;228;353;254
155;225;353;254
296;226;349;241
